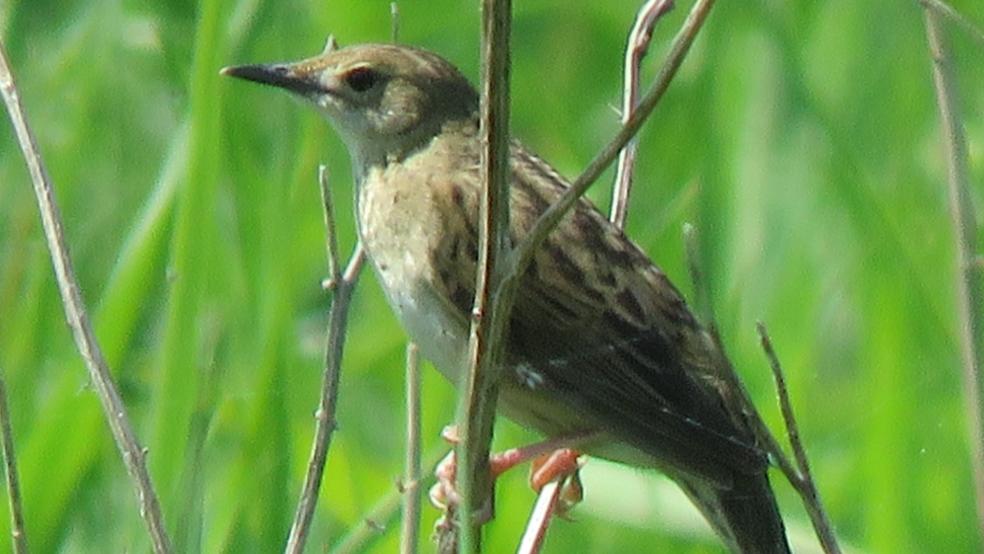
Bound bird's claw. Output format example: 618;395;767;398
429;425;585;520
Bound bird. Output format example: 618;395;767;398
222;40;790;553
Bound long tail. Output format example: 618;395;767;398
678;471;790;554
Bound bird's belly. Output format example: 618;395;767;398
380;269;470;383
368;242;654;467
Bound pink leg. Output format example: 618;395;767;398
429;425;596;518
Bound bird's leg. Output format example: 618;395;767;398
429;425;590;521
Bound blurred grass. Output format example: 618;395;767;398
0;0;982;552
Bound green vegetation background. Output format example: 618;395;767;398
0;0;982;552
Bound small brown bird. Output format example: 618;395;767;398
223;41;790;553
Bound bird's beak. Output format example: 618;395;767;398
220;62;326;96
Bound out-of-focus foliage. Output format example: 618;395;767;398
0;0;982;552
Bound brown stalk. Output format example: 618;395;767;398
0;41;172;554
756;324;841;553
285;167;366;553
0;375;27;554
610;0;676;229
922;4;984;541
517;477;566;554
400;343;423;554
453;0;513;551
920;0;984;48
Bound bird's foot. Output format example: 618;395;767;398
529;448;583;519
429;425;587;521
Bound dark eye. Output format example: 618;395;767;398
344;67;381;92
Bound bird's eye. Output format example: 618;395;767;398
344;67;381;93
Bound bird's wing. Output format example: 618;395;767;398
434;145;766;486
507;240;765;485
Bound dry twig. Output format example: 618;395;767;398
0;376;27;554
0;41;172;554
756;324;841;553
610;0;675;229
401;343;423;554
453;0;513;551
517;477;565;554
285;167;366;554
922;5;984;540
391;2;401;43
390;9;422;550
920;0;984;48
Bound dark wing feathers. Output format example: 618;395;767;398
510;284;765;484
435;143;766;485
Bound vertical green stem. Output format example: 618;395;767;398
456;0;512;551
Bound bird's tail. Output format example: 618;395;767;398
678;471;790;554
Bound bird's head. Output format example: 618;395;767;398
222;39;479;171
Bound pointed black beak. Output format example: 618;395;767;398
220;63;325;96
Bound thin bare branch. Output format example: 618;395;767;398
318;165;341;284
453;0;513;551
0;375;27;554
391;2;401;43
508;0;715;283
923;6;984;541
517;478;565;554
610;0;675;229
285;166;366;554
0;42;171;553
286;247;365;553
920;0;984;48
757;323;841;554
400;342;422;554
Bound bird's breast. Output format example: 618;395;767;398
356;165;471;382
